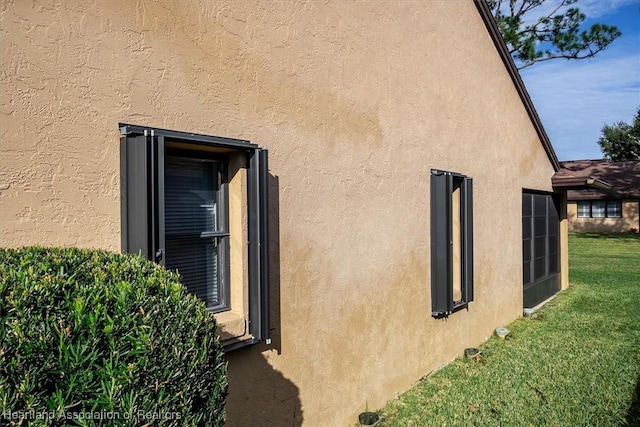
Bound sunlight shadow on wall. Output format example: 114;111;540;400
223;173;303;426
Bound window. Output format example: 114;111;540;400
577;201;591;218
120;124;270;350
430;170;473;317
592;201;606;218
164;155;229;311
577;200;622;218
607;200;622;217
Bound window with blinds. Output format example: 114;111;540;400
607;200;622;217
576;200;622;218
577;201;591;218
164;156;228;310
591;201;606;218
120;123;271;350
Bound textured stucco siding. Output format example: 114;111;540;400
1;1;559;425
567;200;640;233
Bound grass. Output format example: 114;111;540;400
379;233;640;426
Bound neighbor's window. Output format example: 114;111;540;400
120;124;270;350
606;200;622;218
430;170;473;317
577;201;591;218
592;201;606;218
577;200;622;218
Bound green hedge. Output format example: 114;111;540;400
0;247;227;426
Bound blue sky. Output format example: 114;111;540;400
517;0;640;161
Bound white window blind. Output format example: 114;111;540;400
577;201;590;218
164;156;223;309
591;201;606;218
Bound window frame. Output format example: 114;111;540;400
119;123;270;350
576;200;622;218
430;169;474;318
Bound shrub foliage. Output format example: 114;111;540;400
0;247;227;426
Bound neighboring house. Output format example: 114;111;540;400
1;1;575;425
555;160;640;233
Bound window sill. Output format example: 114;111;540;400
577;217;622;219
215;310;247;341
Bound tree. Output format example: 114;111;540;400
598;107;640;161
488;0;621;69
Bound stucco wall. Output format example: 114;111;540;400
1;1;559;425
567;200;640;233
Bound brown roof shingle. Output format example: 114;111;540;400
557;159;640;200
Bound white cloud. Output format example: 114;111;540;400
496;0;638;25
574;0;639;19
492;0;640;160
521;47;640;160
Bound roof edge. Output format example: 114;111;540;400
474;0;561;172
551;175;612;191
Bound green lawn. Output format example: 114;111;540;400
379;233;640;426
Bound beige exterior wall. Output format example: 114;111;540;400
567;200;640;233
0;1;562;425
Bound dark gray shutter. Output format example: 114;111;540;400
462;177;474;302
248;148;270;342
120;134;152;258
431;171;452;316
152;135;165;265
120;133;165;263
